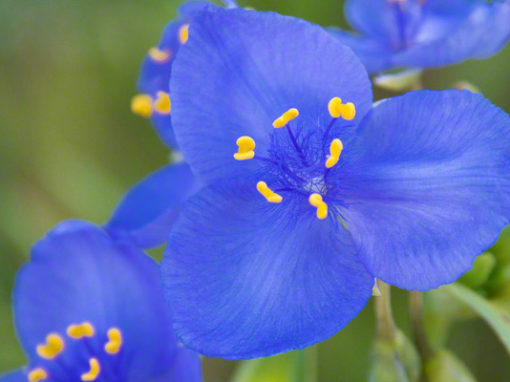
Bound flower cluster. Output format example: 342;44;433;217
2;0;510;380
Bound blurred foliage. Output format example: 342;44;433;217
0;0;509;381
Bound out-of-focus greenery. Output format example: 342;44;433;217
0;1;509;381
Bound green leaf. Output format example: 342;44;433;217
425;350;478;382
231;349;316;382
443;283;510;356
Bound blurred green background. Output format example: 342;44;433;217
1;0;509;380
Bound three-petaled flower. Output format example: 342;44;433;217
0;221;202;382
160;8;510;359
330;0;510;73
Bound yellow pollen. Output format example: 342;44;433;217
81;358;100;381
36;333;64;360
179;24;190;44
234;136;255;161
328;97;356;120
256;181;283;203
153;91;171;114
104;328;123;355
131;94;153;118
309;193;328;220
325;138;343;169
272;108;299;128
67;322;95;339
28;368;48;382
148;47;171;63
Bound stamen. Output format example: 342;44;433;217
325;138;343;168
67;322;95;339
36;333;64;360
234;136;255;161
257;181;283;203
328;97;356;120
104;328;123;355
131;94;153;118
81;358;100;381
153;91;171;114
309;193;328;220
28;368;48;382
148;47;171;63
372;279;382;296
272;108;299;128
179;24;190;44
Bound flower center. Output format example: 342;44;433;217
233;97;356;220
28;322;123;382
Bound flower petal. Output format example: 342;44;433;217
0;370;26;382
14;221;184;380
161;179;374;359
394;1;510;69
171;8;372;183
105;163;199;249
337;90;510;290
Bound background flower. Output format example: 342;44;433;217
330;0;510;73
0;220;201;381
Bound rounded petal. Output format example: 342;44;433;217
105;163;199;249
394;1;510;69
171;8;372;183
161;179;374;359
163;347;203;382
14;221;180;380
338;90;510;290
345;0;423;48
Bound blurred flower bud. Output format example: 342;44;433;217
425;350;477;382
373;69;422;92
459;252;496;289
369;330;421;382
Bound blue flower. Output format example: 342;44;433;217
329;0;510;73
160;8;510;359
105;162;200;249
0;221;202;381
131;0;237;148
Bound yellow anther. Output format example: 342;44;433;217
104;328;123;355
256;181;283;203
233;136;255;161
328;97;356;120
67;322;95;339
325;138;344;169
81;358;100;381
272;108;299;128
131;94;153;118
309;193;328;220
179;24;190;44
148;47;171;63
28;368;48;382
36;333;64;360
153;91;171;114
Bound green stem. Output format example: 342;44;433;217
293;346;318;382
374;280;397;342
409;291;433;362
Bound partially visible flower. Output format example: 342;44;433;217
330;0;510;73
131;0;237;148
160;8;510;359
0;221;202;381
